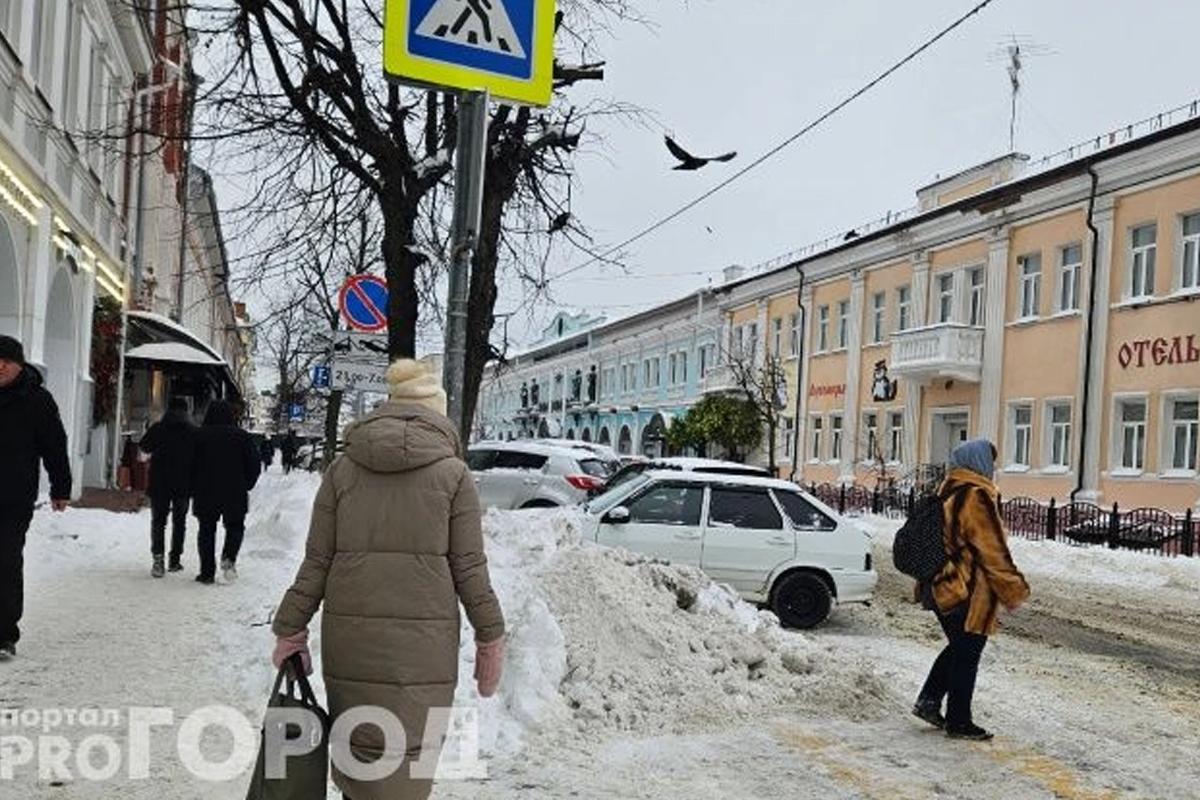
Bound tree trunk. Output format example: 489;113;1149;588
380;188;420;358
767;418;777;475
323;389;343;470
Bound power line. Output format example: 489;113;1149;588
531;0;1002;294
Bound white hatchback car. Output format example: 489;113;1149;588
583;471;876;628
468;441;610;509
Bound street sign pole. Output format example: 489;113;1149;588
443;89;489;436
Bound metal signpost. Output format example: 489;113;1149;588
384;0;555;434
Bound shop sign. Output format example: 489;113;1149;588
809;383;846;399
1116;335;1200;370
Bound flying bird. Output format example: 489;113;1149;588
664;136;737;171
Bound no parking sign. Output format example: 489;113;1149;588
338;275;389;333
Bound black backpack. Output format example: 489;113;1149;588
893;486;971;581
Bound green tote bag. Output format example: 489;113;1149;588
246;655;330;800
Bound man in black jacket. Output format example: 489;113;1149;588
139;397;197;578
0;336;71;659
192;400;261;584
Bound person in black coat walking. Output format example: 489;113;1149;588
192;400;260;585
138;397;197;578
0;336;71;659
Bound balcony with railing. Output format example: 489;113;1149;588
701;364;737;394
889;323;984;383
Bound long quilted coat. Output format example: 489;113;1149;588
928;467;1030;635
273;403;505;800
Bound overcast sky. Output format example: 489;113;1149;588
484;0;1200;349
209;0;1200;359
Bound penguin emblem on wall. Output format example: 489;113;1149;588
872;360;898;402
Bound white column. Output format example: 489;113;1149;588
840;273;865;483
903;253;930;465
977;228;1011;442
1077;199;1115;503
794;284;814;480
22;204;54;368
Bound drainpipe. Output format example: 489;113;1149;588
789;267;807;482
1070;167;1101;505
174;73;196;323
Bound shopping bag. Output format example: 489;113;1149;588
245;655;330;800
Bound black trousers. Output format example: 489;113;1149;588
918;605;988;726
150;494;189;559
0;504;34;645
196;512;246;579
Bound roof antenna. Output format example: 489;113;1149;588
989;35;1053;153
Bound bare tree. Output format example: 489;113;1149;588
726;348;789;473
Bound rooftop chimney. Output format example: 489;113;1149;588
723;264;746;283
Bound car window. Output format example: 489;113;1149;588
774;491;837;531
467;449;497;471
625;482;703;526
586;474;651;514
708;487;782;529
577;458;610;478
493;451;549;470
605;462;648;489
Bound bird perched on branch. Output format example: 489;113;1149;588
664;135;737;171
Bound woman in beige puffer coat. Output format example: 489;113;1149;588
271;360;505;800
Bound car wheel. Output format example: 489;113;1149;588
771;572;832;629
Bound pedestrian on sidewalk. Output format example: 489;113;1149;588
258;436;274;473
139;397;197;578
281;429;298;475
912;439;1029;741
191;400;260;585
271;359;505;800
0;336;71;660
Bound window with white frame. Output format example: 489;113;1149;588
677;351;688;384
788;312;800;357
863;412;879;461
1018;254;1041;319
1058;244;1082;312
1129;224;1157;298
668;353;678;385
782;417;795;460
968;267;985;326
1047;403;1072;469
837;300;849;348
1181;213;1200;291
816;305;829;352
810;417;823;461
1010;404;1033;468
699;344;713;378
746;322;759;361
896;286;911;331
772;317;783;355
733;325;745;358
1168;398;1198;472
936;273;955;323
620;365;628;393
871;292;885;343
1117;399;1147;471
830;415;843;461
888;411;903;463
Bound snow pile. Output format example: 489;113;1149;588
464;509;894;757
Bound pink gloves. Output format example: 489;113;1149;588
474;637;505;698
272;630;313;676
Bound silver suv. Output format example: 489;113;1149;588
467;441;610;509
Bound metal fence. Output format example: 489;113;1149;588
804;482;1199;559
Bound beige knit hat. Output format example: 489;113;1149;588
385;359;447;415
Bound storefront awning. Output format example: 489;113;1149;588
126;341;226;367
124;310;240;399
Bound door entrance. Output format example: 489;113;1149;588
930;411;969;465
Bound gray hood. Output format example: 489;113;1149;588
343;402;460;474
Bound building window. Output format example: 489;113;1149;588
810;417;823;461
871;292;885;343
699;344;713;378
1018;254;1041;319
837;300;849;348
816;305;829;352
896;286;911;331
888;411;903;463
1047;403;1071;469
1058;244;1082;312
788;312;800;357
678;351;688;384
747;322;758;360
936;273;955;323
772;317;783;355
1010;404;1033;468
830;415;843;461
863;412;879;461
1117;399;1147;472
1129;223;1157;298
782;417;794;460
668;353;678;385
968;267;985;326
1168;398;1198;472
643;357;660;388
1181;213;1200;291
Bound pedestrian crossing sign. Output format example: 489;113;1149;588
385;0;556;107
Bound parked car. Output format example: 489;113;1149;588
468;441;611;509
605;457;772;491
583;471;876;628
533;439;622;476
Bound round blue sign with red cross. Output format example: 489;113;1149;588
338;275;389;332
